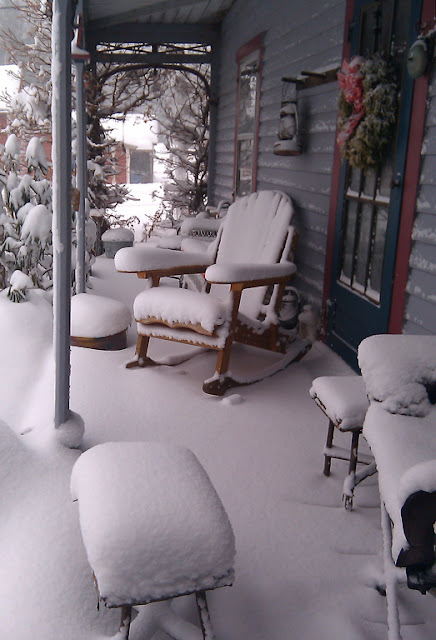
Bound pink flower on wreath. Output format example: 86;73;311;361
337;56;366;149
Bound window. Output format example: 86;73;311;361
234;34;263;198
128;149;153;184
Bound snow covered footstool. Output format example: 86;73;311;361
70;293;131;350
310;375;375;509
70;442;235;640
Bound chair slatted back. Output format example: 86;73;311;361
213;191;295;319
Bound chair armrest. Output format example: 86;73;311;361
205;262;296;286
114;245;214;277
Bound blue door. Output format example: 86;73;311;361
327;0;423;369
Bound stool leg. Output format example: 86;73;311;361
196;590;215;640
348;430;360;476
119;605;132;640
323;420;335;476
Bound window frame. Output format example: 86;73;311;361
233;33;264;198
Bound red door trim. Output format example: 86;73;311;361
388;0;434;333
321;0;354;335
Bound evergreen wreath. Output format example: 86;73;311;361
337;54;398;172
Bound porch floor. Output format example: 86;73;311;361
0;256;435;640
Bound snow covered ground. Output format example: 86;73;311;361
1;255;436;640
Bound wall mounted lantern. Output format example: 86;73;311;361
273;78;302;156
407;31;435;79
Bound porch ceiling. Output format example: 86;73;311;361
84;0;235;46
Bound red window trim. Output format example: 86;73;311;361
322;0;434;336
233;32;265;198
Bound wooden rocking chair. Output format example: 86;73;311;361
115;191;311;395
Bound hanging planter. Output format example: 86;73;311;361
336;54;397;172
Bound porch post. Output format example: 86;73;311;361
52;0;73;428
207;37;220;205
74;59;87;295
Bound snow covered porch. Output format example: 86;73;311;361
3;255;436;639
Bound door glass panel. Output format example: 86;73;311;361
353;202;373;292
363;170;377;198
368;205;388;301
340;198;359;284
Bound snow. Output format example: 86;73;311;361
70;442;235;606
1;257;436;639
71;293;131;338
0;65;20;109
4;132;20;159
105;115;158;151
102;227;134;242
114;245;213;273
134;287;230;334
9;269;34;293
20;203;52;245
309;375;369;430
363;404;436;562
205;261;296;283
26;136;49;173
358;334;436;416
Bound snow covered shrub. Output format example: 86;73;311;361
0;135;53;290
7;270;33;303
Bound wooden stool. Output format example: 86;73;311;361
71;442;235;639
310;375;375;509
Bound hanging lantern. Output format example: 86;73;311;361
274;78;302;156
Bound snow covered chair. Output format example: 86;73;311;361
71;442;235;640
115;191;311;395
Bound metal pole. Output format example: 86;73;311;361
52;0;72;429
75;59;87;294
207;37;220;205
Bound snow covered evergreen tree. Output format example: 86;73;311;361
0;134;53;291
153;66;210;226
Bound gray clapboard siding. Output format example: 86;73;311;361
212;0;345;308
403;61;436;334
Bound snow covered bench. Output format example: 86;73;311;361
359;335;436;639
71;442;235;640
310;375;374;509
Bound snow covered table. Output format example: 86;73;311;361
359;335;436;639
71;442;235;640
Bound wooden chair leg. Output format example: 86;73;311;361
216;339;233;377
126;334;154;369
202;339;237;395
119;605;132;640
196;590;215;640
323;419;335;476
